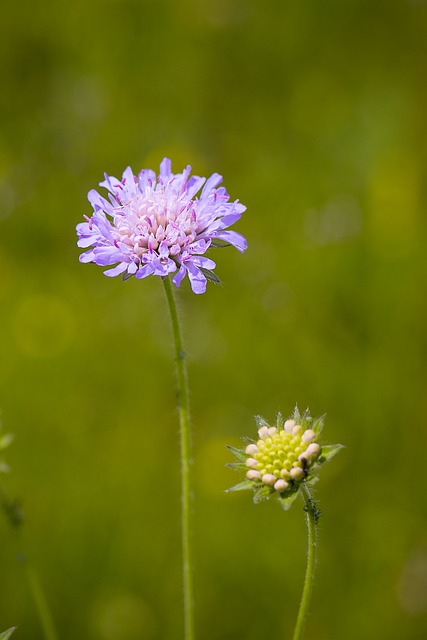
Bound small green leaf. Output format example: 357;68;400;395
291;406;302;424
319;443;344;463
226;462;247;471
253;485;273;503
199;267;222;284
312;415;325;437
210;240;231;248
302;408;313;424
226;480;253;493
276;412;284;429
278;489;300;511
0;628;17;640
254;415;269;429
226;445;246;462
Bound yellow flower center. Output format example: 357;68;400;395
245;422;321;493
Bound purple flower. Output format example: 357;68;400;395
76;158;247;294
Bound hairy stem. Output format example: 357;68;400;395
292;484;320;640
163;276;195;640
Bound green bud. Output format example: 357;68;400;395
227;407;343;510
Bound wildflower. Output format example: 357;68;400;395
227;408;343;510
76;158;247;294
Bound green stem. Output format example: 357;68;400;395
163;276;195;640
1;487;58;640
292;484;319;640
23;560;59;640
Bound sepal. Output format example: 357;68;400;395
318;443;344;463
210;240;231;248
226;462;247;471
254;415;270;429
278;490;300;511
226;445;246;462
253;485;273;503
226;480;253;493
199;268;222;284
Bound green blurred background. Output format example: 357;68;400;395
1;0;427;638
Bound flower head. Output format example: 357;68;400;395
227;407;343;510
76;158;247;294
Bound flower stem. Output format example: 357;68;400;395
1;487;58;640
22;559;58;640
162;276;195;640
292;484;320;640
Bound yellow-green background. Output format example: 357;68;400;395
1;1;427;638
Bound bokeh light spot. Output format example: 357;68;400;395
90;591;157;640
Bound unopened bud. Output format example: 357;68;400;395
284;419;296;432
274;479;289;493
302;429;316;443
245;443;259;455
258;426;269;440
290;467;305;481
246;470;261;481
261;473;277;486
306;443;320;457
245;458;258;469
227;409;342;507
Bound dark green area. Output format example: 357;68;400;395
1;1;427;638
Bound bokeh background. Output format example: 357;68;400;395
1;0;427;638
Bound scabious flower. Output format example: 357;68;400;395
227;408;343;510
76;158;247;294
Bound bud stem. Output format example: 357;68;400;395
163;276;195;640
292;483;319;640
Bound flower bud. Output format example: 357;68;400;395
245;458;258;469
290;467;305;481
245;443;259;455
227;408;343;508
306;443;320;457
302;429;316;443
284;419;296;432
246;470;261;481
258;426;270;440
261;473;277;486
274;479;289;493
